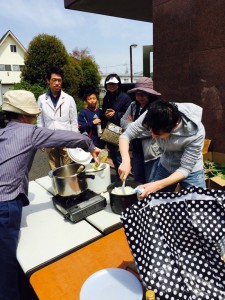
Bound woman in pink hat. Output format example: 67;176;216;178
120;77;161;183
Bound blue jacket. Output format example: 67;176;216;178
101;91;132;128
78;107;104;148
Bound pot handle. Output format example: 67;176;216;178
48;170;53;178
78;173;95;180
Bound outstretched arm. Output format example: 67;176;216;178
118;137;132;181
137;171;185;198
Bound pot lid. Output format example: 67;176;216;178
67;148;92;164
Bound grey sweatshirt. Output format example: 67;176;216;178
120;102;205;178
120;102;161;162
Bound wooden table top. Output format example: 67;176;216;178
30;228;135;300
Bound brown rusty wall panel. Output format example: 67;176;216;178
153;0;225;152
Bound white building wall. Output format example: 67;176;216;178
0;35;25;85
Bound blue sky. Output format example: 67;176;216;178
0;0;153;75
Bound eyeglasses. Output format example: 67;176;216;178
50;78;62;83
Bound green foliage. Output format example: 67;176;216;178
20;34;101;101
62;56;83;99
75;98;86;114
78;57;101;97
204;160;225;179
14;81;46;100
22;34;68;87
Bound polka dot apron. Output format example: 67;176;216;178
121;186;225;299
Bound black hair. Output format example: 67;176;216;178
147;94;160;104
132;94;160;121
83;90;99;101
0;111;19;128
142;99;180;134
104;73;121;91
46;66;64;80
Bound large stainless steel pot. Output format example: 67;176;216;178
49;163;94;196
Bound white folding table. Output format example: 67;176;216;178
17;181;102;276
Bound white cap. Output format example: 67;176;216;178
106;77;119;84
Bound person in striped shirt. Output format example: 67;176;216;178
0;90;101;300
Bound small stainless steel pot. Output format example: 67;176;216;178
49;163;94;196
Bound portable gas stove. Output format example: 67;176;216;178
52;189;107;223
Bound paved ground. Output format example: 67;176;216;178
29;150;50;181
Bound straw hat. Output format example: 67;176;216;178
2;90;41;115
127;77;161;96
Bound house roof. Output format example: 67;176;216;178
0;30;26;52
64;0;153;22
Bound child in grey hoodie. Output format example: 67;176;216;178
119;99;205;197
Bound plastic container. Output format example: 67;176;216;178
92;149;108;170
146;290;156;300
85;163;111;194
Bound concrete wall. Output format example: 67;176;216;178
153;0;225;152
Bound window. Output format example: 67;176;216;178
13;65;20;71
5;65;12;71
0;65;13;71
10;45;17;52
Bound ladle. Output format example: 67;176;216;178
122;180;126;194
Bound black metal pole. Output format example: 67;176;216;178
130;45;133;83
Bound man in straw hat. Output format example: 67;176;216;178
0;90;101;299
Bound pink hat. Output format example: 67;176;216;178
127;77;161;96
